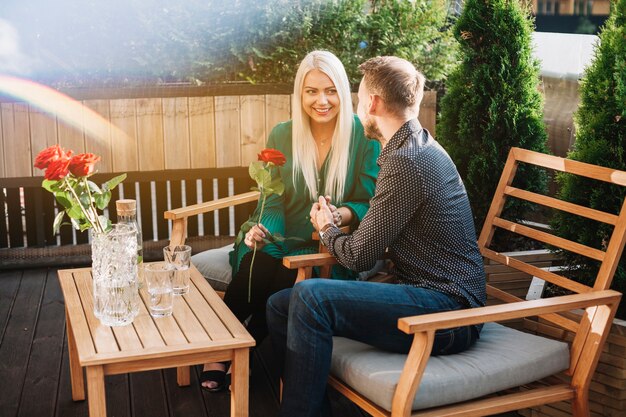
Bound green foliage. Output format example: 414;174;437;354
437;0;548;233
551;0;626;317
193;0;457;84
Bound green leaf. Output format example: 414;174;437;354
249;161;265;183
251;46;270;59
78;220;92;232
270;181;285;196
55;192;72;209
42;179;61;192
103;173;127;191
95;190;111;210
52;211;65;235
99;216;112;233
66;205;85;220
87;180;102;194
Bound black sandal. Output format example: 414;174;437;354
199;369;227;392
199;362;230;393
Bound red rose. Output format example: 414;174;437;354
34;144;68;170
44;152;73;180
69;153;100;177
258;148;286;166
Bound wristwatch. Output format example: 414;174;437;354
319;223;335;240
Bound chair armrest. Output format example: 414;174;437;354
165;190;259;247
283;253;339;283
282;253;338;269
398;290;622;334
164;191;260;220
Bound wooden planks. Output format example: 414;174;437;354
0;89;439;177
215;96;241;168
189;96;216;169
241;95;266;166
136;98;165;171
110;99;138;172
29;105;58;176
163;97;190;170
2;102;32;177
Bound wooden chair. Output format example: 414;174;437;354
282;147;626;417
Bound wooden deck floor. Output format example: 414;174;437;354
0;267;520;417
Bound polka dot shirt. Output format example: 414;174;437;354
323;119;486;309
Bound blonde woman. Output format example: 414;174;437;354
201;51;380;391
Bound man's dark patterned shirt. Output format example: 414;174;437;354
322;119;486;309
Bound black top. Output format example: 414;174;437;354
322;119;486;309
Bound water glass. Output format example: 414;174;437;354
163;245;192;295
144;262;174;318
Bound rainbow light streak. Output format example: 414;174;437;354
0;75;129;145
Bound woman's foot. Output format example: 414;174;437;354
200;362;228;392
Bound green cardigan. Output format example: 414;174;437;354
230;115;381;279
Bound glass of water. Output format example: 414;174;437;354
163;245;192;295
144;262;174;318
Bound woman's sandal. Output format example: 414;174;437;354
199;361;231;393
199;369;227;392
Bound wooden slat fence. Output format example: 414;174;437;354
0;83;438;178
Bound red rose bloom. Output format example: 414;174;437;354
34;144;68;170
258;148;286;166
44;153;73;180
69;153;100;177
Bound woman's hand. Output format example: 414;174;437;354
310;196;335;231
244;223;271;250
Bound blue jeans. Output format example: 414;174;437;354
266;279;478;417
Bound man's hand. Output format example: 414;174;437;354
310;196;335;232
244;223;271;250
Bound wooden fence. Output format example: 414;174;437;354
0;84;437;178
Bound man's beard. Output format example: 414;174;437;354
364;116;384;142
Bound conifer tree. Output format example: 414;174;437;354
438;0;548;232
551;0;626;316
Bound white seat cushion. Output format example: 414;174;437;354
331;322;570;412
191;244;233;291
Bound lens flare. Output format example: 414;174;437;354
0;75;129;145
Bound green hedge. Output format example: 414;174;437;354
437;0;548;234
551;0;626;318
17;1;457;87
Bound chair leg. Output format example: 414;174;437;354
571;389;590;417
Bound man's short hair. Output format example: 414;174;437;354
358;56;425;117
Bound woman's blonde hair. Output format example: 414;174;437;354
291;50;353;203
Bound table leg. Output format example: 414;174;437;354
230;348;250;417
66;310;85;401
177;366;190;386
86;366;107;417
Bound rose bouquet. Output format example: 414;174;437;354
34;144;126;235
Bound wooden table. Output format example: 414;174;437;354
58;265;255;417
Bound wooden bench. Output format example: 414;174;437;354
283;147;626;417
0;167;256;268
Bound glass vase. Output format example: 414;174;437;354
91;223;139;326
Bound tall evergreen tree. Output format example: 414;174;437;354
551;0;626;317
438;0;548;232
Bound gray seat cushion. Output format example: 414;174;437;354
331;322;570;412
191;244;234;292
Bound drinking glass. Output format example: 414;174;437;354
163;245;192;295
144;262;174;317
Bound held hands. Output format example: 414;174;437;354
310;196;335;232
244;223;271;250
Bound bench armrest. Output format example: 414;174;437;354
398;289;622;334
164;191;260;220
165;191;260;246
